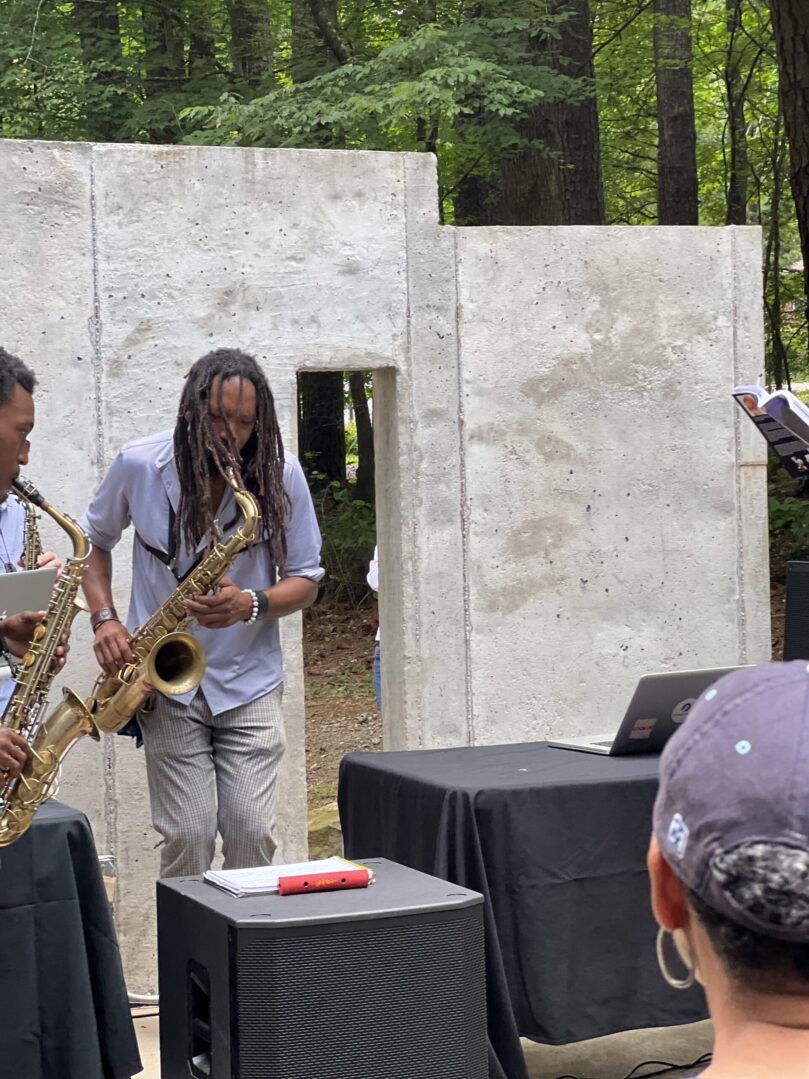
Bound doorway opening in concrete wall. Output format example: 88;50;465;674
296;369;383;858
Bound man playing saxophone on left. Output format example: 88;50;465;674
0;347;69;778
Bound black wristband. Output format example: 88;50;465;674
256;591;269;619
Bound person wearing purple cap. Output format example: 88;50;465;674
647;660;809;1078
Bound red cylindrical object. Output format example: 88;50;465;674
278;869;370;896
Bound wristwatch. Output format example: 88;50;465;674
91;606;120;633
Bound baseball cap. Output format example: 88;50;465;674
653;660;809;942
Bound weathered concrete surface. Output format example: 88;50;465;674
455;225;770;743
0;139;770;992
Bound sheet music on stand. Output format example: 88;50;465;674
203;856;374;897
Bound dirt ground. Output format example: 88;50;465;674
303;598;381;809
304;581;787;809
771;577;785;660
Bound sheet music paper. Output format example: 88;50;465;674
204;856;365;896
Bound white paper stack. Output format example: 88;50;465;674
203;856;362;897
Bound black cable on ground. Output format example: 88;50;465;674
553;1050;712;1079
623;1052;712;1079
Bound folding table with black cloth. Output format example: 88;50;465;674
0;799;142;1079
338;741;707;1079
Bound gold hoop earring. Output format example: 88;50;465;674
656;926;695;990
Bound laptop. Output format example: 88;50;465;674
0;566;58;621
547;666;744;756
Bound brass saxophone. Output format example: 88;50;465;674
87;468;261;734
21;493;43;570
0;478;97;848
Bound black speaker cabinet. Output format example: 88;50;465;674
784;561;809;661
157;858;486;1079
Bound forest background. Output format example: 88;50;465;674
2;0;808;802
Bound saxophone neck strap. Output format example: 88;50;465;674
134;504;241;584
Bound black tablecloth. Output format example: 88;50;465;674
339;742;707;1079
0;800;142;1079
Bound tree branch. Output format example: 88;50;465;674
593;0;654;56
308;0;352;65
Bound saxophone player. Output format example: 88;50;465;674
81;349;324;878
0;348;69;778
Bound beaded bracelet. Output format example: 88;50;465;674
241;589;260;625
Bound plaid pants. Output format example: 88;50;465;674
138;685;286;878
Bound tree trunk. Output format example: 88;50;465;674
291;0;339;82
297;372;346;488
225;0;273;87
654;0;699;224
724;0;750;225
141;0;186;141
73;0;129;141
764;122;790;389
188;3;218;77
348;373;375;504
454;174;497;226
482;0;605;226
770;0;809;355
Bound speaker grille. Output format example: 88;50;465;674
235;914;486;1078
784;562;809;661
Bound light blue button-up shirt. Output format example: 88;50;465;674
81;431;324;716
0;496;26;712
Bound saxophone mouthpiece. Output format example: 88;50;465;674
12;477;45;509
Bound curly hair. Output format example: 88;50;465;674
173;349;289;570
0;347;36;406
688;842;809;990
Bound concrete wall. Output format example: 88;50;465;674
0;139;770;991
454;226;769;742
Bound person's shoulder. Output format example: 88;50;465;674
6;495;27;521
115;430;174;466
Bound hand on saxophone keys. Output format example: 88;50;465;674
185;576;253;629
0;728;31;778
93;619;134;677
1;612;70;667
15;551;63;578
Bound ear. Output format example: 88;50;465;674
647;834;690;931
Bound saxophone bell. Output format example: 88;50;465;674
146;631;206;696
89;632;206;735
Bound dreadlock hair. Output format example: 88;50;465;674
0;347;36;406
174;349;290;571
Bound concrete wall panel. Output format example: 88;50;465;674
455;226;770;744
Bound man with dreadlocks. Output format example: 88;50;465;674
81;349;324;878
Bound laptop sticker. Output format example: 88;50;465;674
672;698;695;724
630;718;656;739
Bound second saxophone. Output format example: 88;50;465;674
86;467;261;734
0;478;96;847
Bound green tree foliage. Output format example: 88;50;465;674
593;0;807;378
183;12;590;220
